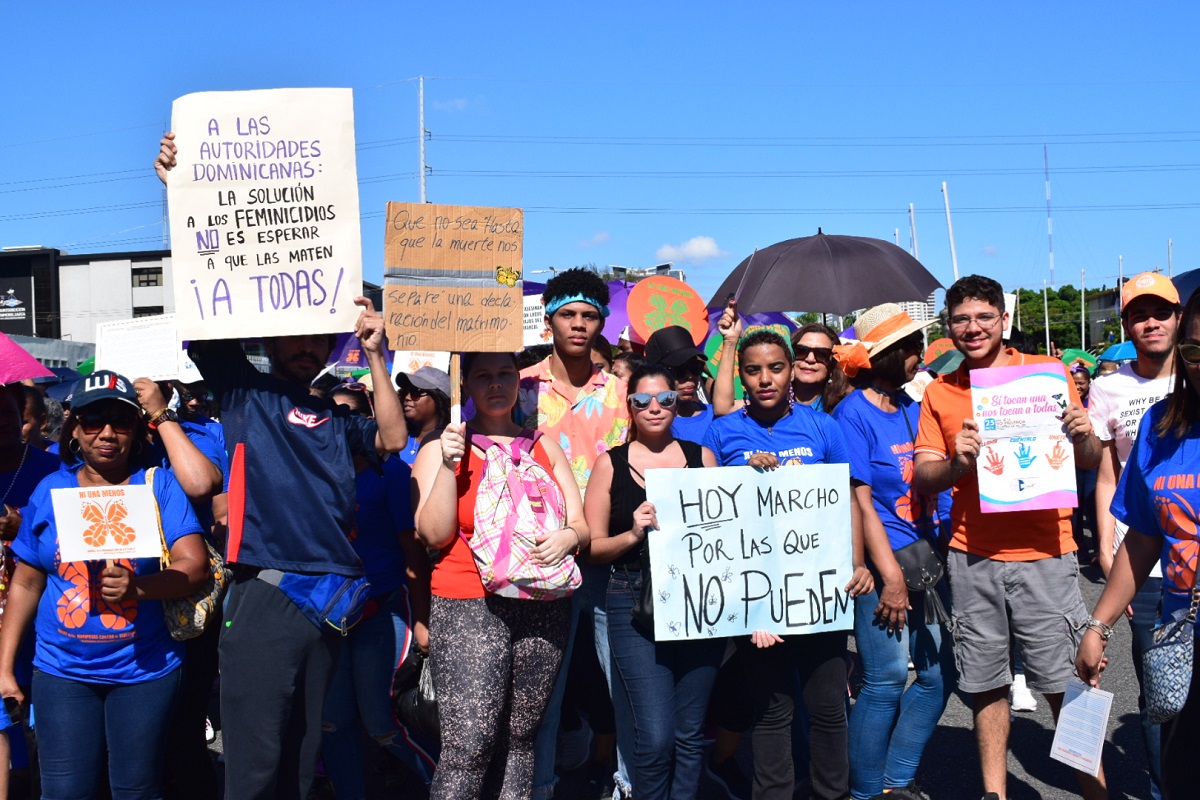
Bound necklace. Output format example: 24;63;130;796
0;445;29;508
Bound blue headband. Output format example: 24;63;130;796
544;293;611;318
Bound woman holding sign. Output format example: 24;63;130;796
0;371;209;799
584;362;721;800
830;304;954;800
1076;288;1200;800
702;329;872;800
413;351;588;800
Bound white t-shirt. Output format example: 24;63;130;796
1087;361;1174;571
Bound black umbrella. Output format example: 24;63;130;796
709;230;943;315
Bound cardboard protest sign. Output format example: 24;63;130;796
167;88;363;341
383;202;523;352
971;362;1077;513
96;314;190;382
51;484;163;563
644;464;853;641
627;276;709;345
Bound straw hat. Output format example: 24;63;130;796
855;303;936;357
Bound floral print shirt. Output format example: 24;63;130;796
517;356;629;497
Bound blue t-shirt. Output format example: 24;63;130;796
46;441;60;457
11;466;203;684
189;341;377;577
399;435;421;466
1112;400;1200;620
672;404;715;443
1;446;62;511
702;404;856;475
350;457;413;598
148;419;228;533
833;389;950;551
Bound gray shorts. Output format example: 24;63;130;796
946;549;1088;695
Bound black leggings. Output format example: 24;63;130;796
429;594;571;800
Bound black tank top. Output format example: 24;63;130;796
607;439;706;567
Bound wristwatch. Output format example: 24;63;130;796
147;408;179;430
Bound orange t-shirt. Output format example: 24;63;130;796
430;434;558;599
915;349;1081;561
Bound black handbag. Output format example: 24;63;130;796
890;402;949;625
630;545;655;634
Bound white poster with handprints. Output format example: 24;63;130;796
51;484;163;562
971;362;1077;514
644;464;854;642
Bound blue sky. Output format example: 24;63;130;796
3;2;1197;309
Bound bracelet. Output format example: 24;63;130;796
564;525;581;555
1084;616;1116;641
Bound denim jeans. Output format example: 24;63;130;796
607;567;723;800
532;563;633;800
1128;576;1163;800
322;587;438;798
34;667;181;800
848;585;955;799
736;630;849;800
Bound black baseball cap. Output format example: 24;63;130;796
645;326;706;369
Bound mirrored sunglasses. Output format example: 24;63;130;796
629;391;679;410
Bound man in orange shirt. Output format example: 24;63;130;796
913;275;1105;800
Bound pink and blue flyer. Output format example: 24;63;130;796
970;362;1077;514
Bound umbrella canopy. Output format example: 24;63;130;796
709;231;943;316
1060;348;1097;369
1173;268;1200;307
923;337;955;365
927;349;964;375
0;333;54;384
1099;341;1136;362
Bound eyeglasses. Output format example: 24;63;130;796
76;408;140;435
1178;344;1200;365
629;391;678;410
948;312;1003;331
671;362;703;380
1126;308;1177;325
793;345;833;364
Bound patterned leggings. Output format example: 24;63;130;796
429;594;571;800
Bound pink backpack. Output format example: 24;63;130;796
464;430;582;600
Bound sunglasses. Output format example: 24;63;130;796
1178;344;1200;365
1126;308;1177;325
76;407;140;435
794;345;833;364
629;391;679;410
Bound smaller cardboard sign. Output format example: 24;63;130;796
383;202;523;352
627;276;709;345
52;484;163;562
96;314;187;383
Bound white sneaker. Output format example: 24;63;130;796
205;717;216;744
1010;674;1038;712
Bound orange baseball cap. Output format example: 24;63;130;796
1122;271;1180;309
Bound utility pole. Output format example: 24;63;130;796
941;182;959;281
1043;280;1051;353
894;228;900;246
1119;255;1125;343
1169;238;1174;277
1044;144;1055;285
418;76;427;203
908;203;920;259
1080;268;1086;350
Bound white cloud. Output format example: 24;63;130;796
655;236;728;263
579;231;610;248
433;98;468;112
982;244;999;256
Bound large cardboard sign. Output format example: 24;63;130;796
167;88;364;341
96;314;189;382
382;202;523;352
971;363;1077;513
52;484;163;563
644;464;853;641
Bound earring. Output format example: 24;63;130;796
68;438;82;455
788;384;796;408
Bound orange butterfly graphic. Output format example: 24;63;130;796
80;500;137;548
